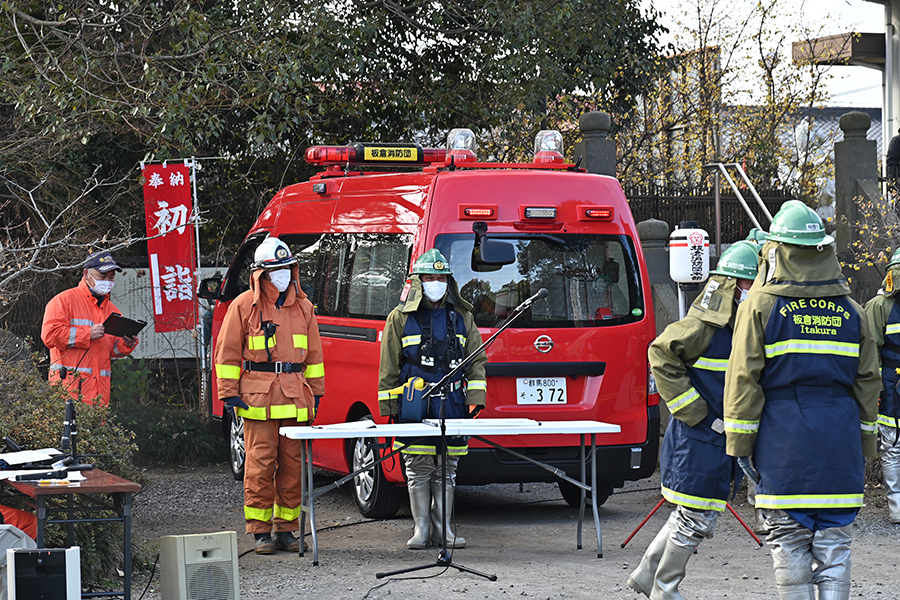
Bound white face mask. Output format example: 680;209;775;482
738;288;750;304
268;270;292;292
89;277;114;296
422;281;448;302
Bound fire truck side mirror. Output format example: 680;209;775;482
197;276;223;301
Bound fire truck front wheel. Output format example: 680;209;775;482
349;415;403;519
227;411;245;482
558;479;612;508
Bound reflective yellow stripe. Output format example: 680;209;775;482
237;405;267;420
724;419;759;434
293;334;308;349
270;404;298;420
764;339;859;358
305;363;324;379
467;380;487;391
248;334;275;350
402;335;421;348
661;486;727;512
667;387;700;413
244;506;273;521
755;493;864;509
693;357;728;371
878;414;900;427
394;441;468;456
457;334;467;345
861;420;877;433
274;503;302;521
887;323;900;335
378;390;397;400
217;364;242;379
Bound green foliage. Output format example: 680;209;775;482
110;358;226;466
0;0;671;267
0;354;140;585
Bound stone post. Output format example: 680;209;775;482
574;112;616;176
834;111;877;257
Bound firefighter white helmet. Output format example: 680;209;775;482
252;237;296;269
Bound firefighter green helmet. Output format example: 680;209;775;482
766;200;834;246
746;228;768;244
712;240;760;280
410;249;453;275
887;248;900;268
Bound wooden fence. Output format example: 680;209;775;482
624;186;793;243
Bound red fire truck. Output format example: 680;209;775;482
200;129;660;518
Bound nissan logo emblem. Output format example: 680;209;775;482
534;335;553;353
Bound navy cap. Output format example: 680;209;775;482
84;251;122;273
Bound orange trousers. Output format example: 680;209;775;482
0;505;37;541
243;418;305;535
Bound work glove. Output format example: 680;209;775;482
737;456;760;485
223;396;249;421
466;405;483;419
310;396;323;425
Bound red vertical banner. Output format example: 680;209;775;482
142;163;196;333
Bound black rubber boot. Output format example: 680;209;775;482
254;533;275;555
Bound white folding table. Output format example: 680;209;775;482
280;418;620;565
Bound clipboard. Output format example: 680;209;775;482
103;313;146;337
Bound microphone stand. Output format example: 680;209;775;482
376;289;547;581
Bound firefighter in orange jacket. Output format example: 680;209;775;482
215;237;325;555
41;251;138;406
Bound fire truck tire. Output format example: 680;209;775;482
558;479;612;508
349;415;403;519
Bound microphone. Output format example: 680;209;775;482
513;288;549;313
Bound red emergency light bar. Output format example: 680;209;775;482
305;143;446;166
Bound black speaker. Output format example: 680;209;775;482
8;547;80;600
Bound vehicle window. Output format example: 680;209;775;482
347;236;411;318
436;233;645;328
293;233;413;319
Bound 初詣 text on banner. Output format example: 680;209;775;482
142;164;196;333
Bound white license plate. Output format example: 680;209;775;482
516;377;567;405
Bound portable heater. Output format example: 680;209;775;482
7;547;80;600
159;531;239;600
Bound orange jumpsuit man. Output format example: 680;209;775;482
214;237;325;554
41;251;138;406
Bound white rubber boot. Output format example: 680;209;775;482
881;431;900;523
627;521;672;596
431;481;466;548
648;541;692;600
406;483;432;549
775;583;815;599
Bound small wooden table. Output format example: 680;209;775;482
5;468;141;600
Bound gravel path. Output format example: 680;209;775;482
122;464;900;600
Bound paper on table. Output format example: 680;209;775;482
1;448;63;466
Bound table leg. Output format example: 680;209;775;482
577;433;585;550
299;440;306;557
590;434;602;558
124;492;132;600
67;493;75;547
37;496;46;547
307;438;318;566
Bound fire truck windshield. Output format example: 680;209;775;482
435;233;645;328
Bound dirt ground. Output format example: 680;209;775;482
122;465;900;600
